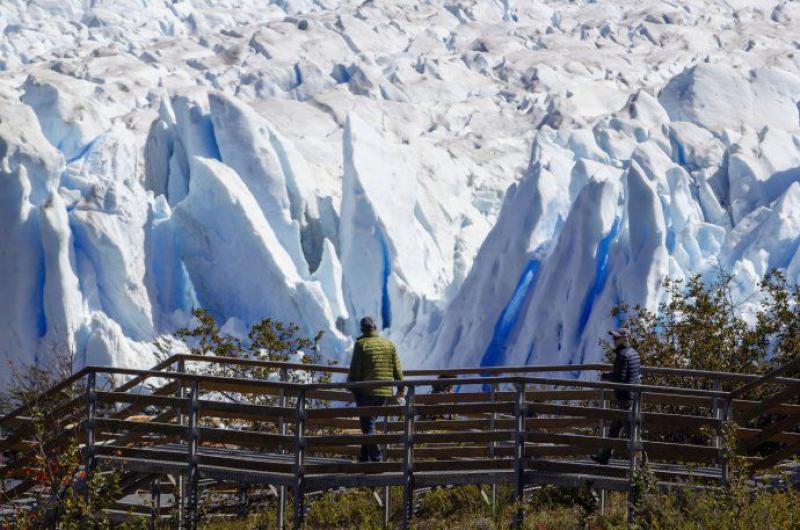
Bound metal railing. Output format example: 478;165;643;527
1;353;799;529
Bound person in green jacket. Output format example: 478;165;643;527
347;316;404;462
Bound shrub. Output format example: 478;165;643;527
605;270;800;387
0;361;147;529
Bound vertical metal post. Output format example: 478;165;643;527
84;370;97;507
383;412;391;528
293;390;307;530
489;383;498;516
278;367;288;530
401;386;416;530
599;389;609;515
176;358;186;530
711;379;730;485
513;381;526;529
720;397;733;485
237;482;247;518
185;379;200;530
85;370;97;472
626;391;642;527
151;476;161;530
712;379;722;451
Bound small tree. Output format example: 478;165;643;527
161;309;335;433
170;308;330;384
604;270;800;390
601;269;800;449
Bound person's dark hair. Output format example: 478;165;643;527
360;316;377;334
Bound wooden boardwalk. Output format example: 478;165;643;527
2;353;800;529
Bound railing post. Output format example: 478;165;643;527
599;389;609;515
489;383;498;516
712;379;722;450
383;412;391;528
401;385;416;530
279;367;288;530
513;381;526;529
185;379;200;530
151;476;161;530
83;369;97;507
720;396;733;485
176;358;186;530
293;389;307;530
627;391;642;527
84;370;97;474
711;379;724;484
233;482;243;518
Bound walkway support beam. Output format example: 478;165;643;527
85;370;97;471
176;358;186;530
186;379;200;530
279;367;289;530
627;391;642;527
401;386;416;530
513;382;526;529
293;389;307;530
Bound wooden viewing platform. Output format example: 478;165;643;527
1;353;800;529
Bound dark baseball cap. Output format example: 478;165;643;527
360;316;377;332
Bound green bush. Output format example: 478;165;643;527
0;373;148;530
605;270;800;388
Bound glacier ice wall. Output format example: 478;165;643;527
1;0;800;383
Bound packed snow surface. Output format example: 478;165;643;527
1;0;800;382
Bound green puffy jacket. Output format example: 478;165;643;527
347;331;403;396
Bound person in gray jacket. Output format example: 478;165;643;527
592;327;642;465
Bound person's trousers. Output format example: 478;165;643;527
608;399;631;439
596;399;632;462
354;393;388;462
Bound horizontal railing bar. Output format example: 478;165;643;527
304;461;402;474
414;402;516;416
91;418;296;447
310;376;731;398
733;399;800;416
306;433;403;447
408;364;608;376
737;382;800;422
199;401;295;420
306;405;404;419
414;389;601;404
176;355;606;376
87;366;306;390
96;391;188;409
170;354;800;385
93;418;185;437
113;355;182;392
0;366;90;428
415;430;515;444
736;427;800;446
643;365;800;385
0;394;85;448
76;367;731;399
97;395;296;422
730;356;800;399
176;354;350;374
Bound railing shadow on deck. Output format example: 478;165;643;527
1;353;799;529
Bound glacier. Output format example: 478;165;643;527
1;0;800;385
